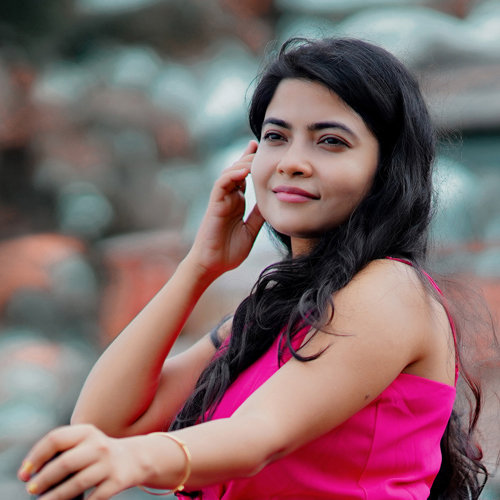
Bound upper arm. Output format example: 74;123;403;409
123;318;233;436
231;260;438;461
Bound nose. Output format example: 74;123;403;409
276;143;313;177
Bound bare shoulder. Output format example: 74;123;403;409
233;258;448;449
308;258;435;365
332;258;430;323
344;258;424;297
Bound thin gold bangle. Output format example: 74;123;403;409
138;432;192;496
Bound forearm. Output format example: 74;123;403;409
139;416;281;491
71;256;214;434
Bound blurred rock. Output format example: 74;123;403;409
0;327;96;480
58;181;114;240
431;156;480;244
0;234;86;311
190;39;259;141
474;248;500;278
157;158;207;207
97;230;189;344
276;0;425;16
50;254;99;315
76;0;165;15
110;46;162;91
150;62;200;120
5;289;60;335
33;62;95;105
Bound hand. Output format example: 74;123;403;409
17;424;167;500
187;140;265;280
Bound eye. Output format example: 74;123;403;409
320;136;349;148
263;132;286;143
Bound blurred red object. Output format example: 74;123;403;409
219;0;272;19
98;231;189;345
0;233;86;312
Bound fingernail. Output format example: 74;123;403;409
21;461;34;476
27;482;38;494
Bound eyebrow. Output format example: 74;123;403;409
262;117;357;138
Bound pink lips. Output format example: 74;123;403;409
273;185;319;203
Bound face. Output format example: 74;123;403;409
251;78;379;256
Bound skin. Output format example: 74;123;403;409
252;78;379;256
18;79;456;500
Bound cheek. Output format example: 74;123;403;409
250;156;268;196
341;155;378;198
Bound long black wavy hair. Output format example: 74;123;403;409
170;38;488;499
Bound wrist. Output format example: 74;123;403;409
133;433;188;491
178;253;222;289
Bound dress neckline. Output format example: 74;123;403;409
394;371;456;391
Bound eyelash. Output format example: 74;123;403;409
320;136;348;148
262;132;349;148
263;132;284;142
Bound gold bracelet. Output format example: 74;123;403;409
138;432;192;496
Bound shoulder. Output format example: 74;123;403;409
333;258;429;322
311;258;431;364
344;257;422;296
234;260;436;449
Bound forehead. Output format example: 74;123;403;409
264;78;369;135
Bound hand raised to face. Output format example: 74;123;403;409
185;140;266;281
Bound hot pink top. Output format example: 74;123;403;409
199;259;457;500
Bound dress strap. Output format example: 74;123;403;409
385;256;459;385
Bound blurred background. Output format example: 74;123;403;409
1;0;500;498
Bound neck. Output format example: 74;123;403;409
291;237;318;257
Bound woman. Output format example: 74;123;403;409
18;38;487;500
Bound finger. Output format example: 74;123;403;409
211;168;249;201
85;479;121;500
20;425;96;480
244;204;266;239
221;156;254;175
234;178;246;194
238;140;258;160
221;141;258;175
36;462;107;500
26;446;98;497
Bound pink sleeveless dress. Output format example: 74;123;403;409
199;259;457;499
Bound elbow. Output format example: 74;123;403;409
236;422;289;478
70;403;97;427
242;446;287;479
70;406;86;426
70;410;118;436
70;410;99;429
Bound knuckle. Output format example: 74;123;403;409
112;472;127;490
82;423;97;434
94;492;110;500
59;458;71;473
97;442;110;454
116;477;127;490
47;432;60;446
48;488;63;500
73;477;86;491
